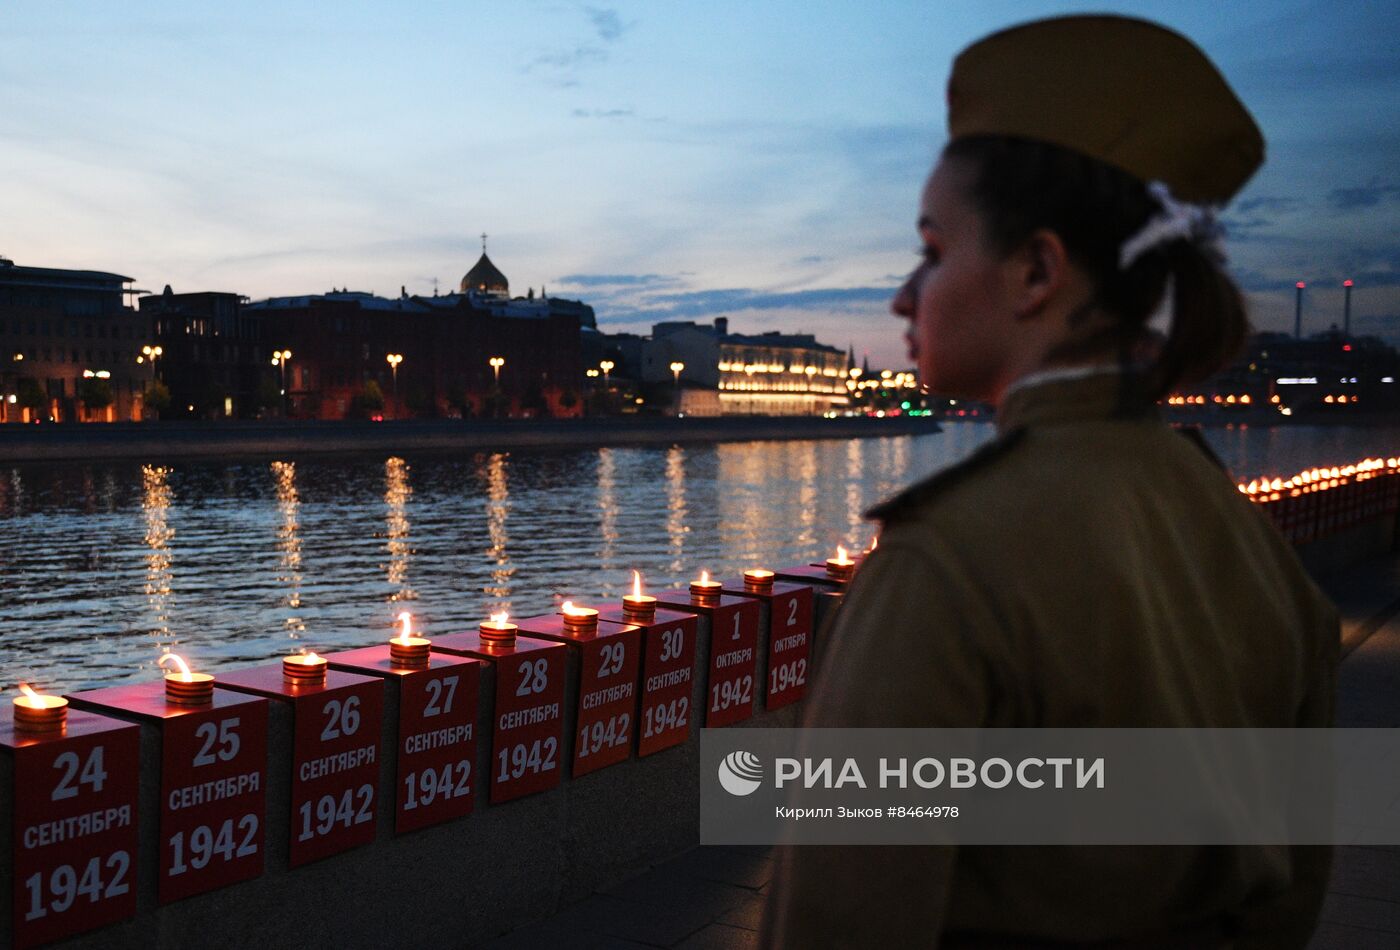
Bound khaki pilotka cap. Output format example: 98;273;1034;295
947;14;1264;204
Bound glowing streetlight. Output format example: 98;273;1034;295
669;361;685;414
386;353;403;394
489;356;504;386
599;360;614;387
141;344;163;380
272;349;293;415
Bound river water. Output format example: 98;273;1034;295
3;423;1397;692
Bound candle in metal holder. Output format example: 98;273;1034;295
479;612;518;646
283;651;328;685
690;569;722;603
743;568;775;594
560;601;600;636
389;611;432;668
13;683;68;733
160;652;215;705
825;545;856;581
622;570;657;623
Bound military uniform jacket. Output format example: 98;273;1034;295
762;373;1339;949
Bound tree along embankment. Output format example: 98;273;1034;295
0;415;942;462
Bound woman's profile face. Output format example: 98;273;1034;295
892;155;1021;403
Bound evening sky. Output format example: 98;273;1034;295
3;0;1397;367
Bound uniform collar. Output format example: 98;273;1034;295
995;368;1155;435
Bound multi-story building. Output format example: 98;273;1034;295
0;257;149;422
244;253;587;419
139;286;261;418
636;317;851;415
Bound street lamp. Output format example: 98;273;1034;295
669;361;685;413
489;356;504;386
272;349;292;416
142;345;163;380
599;360;614;387
386;353;403;395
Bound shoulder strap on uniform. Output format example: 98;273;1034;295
1175;425;1225;470
864;427;1027;523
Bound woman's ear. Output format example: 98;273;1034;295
1008;227;1071;322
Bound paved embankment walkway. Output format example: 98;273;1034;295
1310;553;1400;949
0;416;940;463
483;553;1400;949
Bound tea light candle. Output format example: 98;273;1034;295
622;570;657;622
160;652;215;705
479;611;518;646
389;611;432;668
826;545;856;580
743;568;775;594
690;569;722;601
283;651;328;684
560;600;599;636
13;683;68;733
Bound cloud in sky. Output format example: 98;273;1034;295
1328;181;1400;211
586;7;630;42
571;107;635;119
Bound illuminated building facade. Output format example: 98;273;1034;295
637;317;851;416
0;257;149;423
715;331;850;415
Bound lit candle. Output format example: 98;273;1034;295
743;568;775;594
283;650;328;684
690;569;722;602
560;600;600;636
826;545;856;580
479;611;518;646
621;570;657;622
160;652;215;705
389;611;432;668
13;683;68;733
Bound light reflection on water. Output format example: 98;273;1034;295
1;424;1397;692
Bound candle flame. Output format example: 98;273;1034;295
870;535;879;551
490;612;509;625
700;569;710;584
159;652;193;676
562;600;576;614
397;611;412;639
18;682;41;701
836;545;849;561
632;570;642;597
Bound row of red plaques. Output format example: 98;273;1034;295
1255;473;1400;545
1;570;836;948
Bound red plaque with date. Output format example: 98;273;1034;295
515;613;642;778
218;665;382;867
654;590;760;727
722;579;814;710
71;682;269;903
326;647;481;834
598;606;698;755
2;708;139;949
432;631;565;803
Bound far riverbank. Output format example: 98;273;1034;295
0;415;942;463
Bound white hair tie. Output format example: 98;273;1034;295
1118;181;1226;270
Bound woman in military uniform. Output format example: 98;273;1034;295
762;15;1338;950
